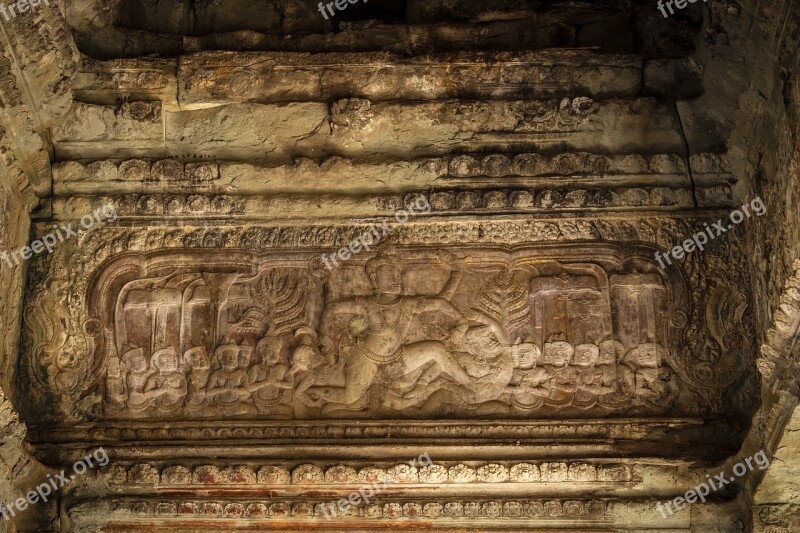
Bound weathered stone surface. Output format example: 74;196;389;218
643;58;705;99
0;0;798;531
53;98;685;161
52;153;707;202
74;57;178;105
53;101;165;158
156;98;680;161
177;50;643;105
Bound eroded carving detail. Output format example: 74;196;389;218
21;219;754;423
96;461;632;486
518;97;595;132
330;98;373;132
69;245;689;420
67;497;607;523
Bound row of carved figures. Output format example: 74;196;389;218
105;331;677;417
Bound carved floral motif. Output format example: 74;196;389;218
69;497;607;523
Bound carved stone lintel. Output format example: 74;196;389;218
18;217;756;428
23;243;691;422
68;497;609;524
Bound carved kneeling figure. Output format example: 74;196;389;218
141;347;188;415
206;343;255;416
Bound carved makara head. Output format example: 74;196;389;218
184;346;209;371
542;341;573;367
366;252;403;296
573;344;599;368
152;347;179;373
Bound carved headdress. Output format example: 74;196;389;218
365;251;402;282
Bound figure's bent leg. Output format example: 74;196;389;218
341;356;379;404
399;365;440;396
308;349;379;407
403;341;473;385
393;362;434;395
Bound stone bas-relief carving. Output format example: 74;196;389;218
21;218;752;424
67;497;608;526
92;245;685;420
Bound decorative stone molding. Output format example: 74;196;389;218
68;497;609;521
51;153;736;210
29;418;707;454
52;188;701;220
93;461;633;487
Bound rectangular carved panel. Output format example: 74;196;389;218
81;244;688;420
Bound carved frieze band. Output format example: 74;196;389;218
97;461;634;486
68;497;608;524
47;245;687;420
29;418;702;445
52;152;736;211
20;219;755;427
62;188;697;219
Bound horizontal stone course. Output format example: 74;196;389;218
52;98;684;161
177;50;642;105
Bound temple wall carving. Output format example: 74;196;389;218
19;216;756;430
0;0;796;530
89;246;680;419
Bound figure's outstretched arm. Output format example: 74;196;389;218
436;250;465;301
142;375;158;394
172;376;188;397
319;298;365;339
